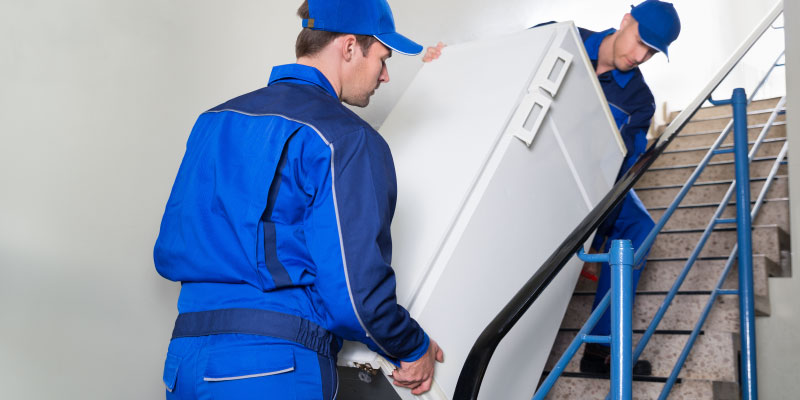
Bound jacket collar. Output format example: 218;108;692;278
268;64;339;99
584;28;635;89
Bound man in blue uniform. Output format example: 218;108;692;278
575;0;681;375
154;1;443;398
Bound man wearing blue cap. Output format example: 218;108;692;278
574;0;681;376
154;1;443;399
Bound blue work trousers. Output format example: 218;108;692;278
589;190;655;339
162;334;337;400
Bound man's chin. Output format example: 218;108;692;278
343;97;370;108
615;60;636;72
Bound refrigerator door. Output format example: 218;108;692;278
337;22;624;400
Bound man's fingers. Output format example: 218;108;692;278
422;42;446;63
392;379;420;389
436;346;444;362
411;378;433;395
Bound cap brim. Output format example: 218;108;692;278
638;25;670;61
374;32;423;56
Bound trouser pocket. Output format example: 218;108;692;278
162;353;182;393
203;344;297;400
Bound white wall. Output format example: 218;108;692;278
756;0;800;398
0;1;297;398
0;1;788;399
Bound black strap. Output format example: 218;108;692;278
171;308;338;358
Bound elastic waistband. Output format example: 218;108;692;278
171;308;338;358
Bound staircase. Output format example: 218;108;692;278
542;97;791;399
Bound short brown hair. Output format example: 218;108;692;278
295;1;378;58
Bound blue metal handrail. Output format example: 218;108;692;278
533;244;634;400
628;64;786;377
658;132;788;399
534;62;785;400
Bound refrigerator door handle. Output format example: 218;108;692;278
512;92;551;147
531;47;573;97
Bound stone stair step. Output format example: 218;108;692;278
648;198;790;232
543;374;738;399
668;98;781;121
635;176;788;208
575;255;777;299
678;111;785;134
640;255;777;296
561;291;744;332
638;157;787;187
546;331;738;382
665;123;785;151
651;138;786;168
650;225;785;264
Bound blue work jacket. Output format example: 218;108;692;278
154;64;429;363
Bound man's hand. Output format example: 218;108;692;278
422;42;446;63
390;339;445;395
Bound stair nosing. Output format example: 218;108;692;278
659;224;778;234
635;175;786;191
542;370;681;383
573;290;713;296
559;328;705;335
647;197;789;211
646;156;780;172
681;107;785;123
676;120;785;137
660;137;786;155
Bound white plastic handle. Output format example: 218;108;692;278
513;92;552;147
530;47;573;97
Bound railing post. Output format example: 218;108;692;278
609;240;633;400
732;87;758;400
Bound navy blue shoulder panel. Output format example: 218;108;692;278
613;69;654;115
578;27;596;42
207;83;375;144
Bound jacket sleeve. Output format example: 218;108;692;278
617;99;655;177
303;126;429;363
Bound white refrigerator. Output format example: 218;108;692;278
337;22;625;400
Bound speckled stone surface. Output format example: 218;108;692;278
560;292;742;332
663;124;785;151
679;112;785;135
649;199;790;232
668;98;780;121
635;256;775;296
546;331;737;381
638;158;787;187
651;139;786;168
544;377;738;399
649;225;783;262
636;176;789;207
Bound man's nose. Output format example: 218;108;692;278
380;65;390;83
634;45;650;63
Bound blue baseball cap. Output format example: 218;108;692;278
302;0;423;56
630;0;681;60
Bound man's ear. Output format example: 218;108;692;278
620;13;634;30
341;34;357;62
